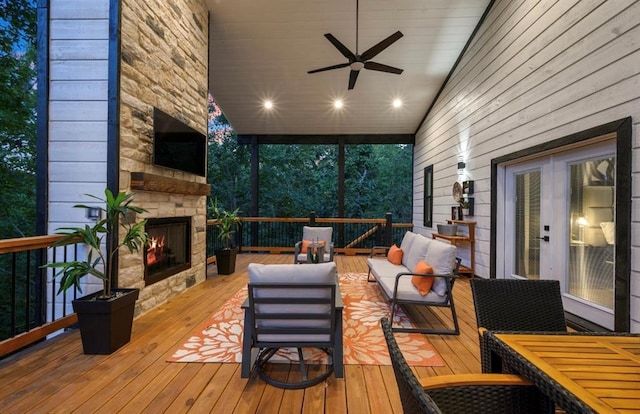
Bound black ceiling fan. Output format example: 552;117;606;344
307;0;404;90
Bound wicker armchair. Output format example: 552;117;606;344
381;318;549;413
470;279;566;372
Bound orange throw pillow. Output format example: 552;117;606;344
386;244;403;265
412;260;435;296
301;239;325;253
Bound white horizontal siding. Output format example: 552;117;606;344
47;1;111;309
50;80;108;101
50;19;110;40
413;0;640;331
48;0;110;231
49;0;110;19
50;40;109;60
50;60;109;80
49;121;108;141
49;162;107;182
49;142;109;162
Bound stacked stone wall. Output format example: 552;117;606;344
119;0;209;315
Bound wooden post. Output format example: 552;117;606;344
309;211;316;225
385;213;393;246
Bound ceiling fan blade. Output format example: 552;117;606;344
360;31;403;61
364;61;403;74
324;33;356;61
348;70;360;90
308;62;350;74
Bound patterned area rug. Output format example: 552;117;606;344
167;272;444;366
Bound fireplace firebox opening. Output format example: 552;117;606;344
144;217;191;286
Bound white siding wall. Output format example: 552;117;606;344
413;0;640;331
48;0;110;315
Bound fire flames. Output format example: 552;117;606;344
147;236;166;265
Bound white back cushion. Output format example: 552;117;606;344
405;233;431;272
302;226;333;246
424;240;457;296
249;262;337;284
424;239;457;275
399;231;416;266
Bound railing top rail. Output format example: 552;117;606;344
207;217;413;226
0;235;72;254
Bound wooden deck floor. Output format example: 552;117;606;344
0;254;481;413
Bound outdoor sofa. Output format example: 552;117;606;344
367;231;461;334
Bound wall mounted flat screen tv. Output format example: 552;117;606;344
153;107;207;177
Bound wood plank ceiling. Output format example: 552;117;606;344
206;0;491;138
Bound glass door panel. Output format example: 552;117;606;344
514;170;541;280
567;157;615;310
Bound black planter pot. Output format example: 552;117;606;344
72;288;139;355
215;247;238;275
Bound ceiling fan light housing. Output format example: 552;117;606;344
350;61;365;71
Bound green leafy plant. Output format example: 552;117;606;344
459;199;470;209
208;198;242;249
44;190;148;298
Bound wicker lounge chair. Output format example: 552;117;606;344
470;279;566;372
381;317;550;414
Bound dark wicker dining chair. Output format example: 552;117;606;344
470;279;566;372
381;317;549;414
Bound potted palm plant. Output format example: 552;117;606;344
44;189;148;354
209;198;242;275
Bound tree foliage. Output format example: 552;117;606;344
0;0;37;238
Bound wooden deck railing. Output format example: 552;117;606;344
206;214;412;260
1;215;411;357
0;235;82;358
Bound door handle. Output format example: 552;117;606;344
538;236;550;242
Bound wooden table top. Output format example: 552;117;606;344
494;333;640;414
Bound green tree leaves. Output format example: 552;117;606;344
0;0;37;238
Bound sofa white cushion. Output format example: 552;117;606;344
376;275;447;304
424;239;457;296
367;257;408;281
399;231;417;267
424;239;457;275
404;233;430;272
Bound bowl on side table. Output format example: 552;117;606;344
437;224;458;236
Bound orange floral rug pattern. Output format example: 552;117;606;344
167;272;443;366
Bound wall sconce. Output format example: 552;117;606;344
86;207;102;221
457;161;466;175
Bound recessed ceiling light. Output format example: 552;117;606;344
392;99;402;108
334;99;344;109
263;100;273;109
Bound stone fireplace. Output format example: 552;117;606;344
114;0;209;316
145;217;191;286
